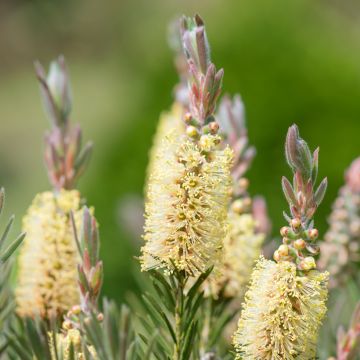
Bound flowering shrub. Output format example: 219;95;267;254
0;13;359;360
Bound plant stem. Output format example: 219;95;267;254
174;271;185;360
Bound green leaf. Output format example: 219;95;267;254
149;270;175;310
186;266;212;305
0;232;25;264
281;176;297;206
180;320;197;360
208;309;237;348
0;215;14;250
24;318;52;360
314;177;328;206
74;142;93;182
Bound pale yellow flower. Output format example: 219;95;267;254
16;190;84;318
141;131;233;275
233;257;329;360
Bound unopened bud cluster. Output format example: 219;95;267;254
183;109;222;142
36;56;92;191
181;15;223;126
274;125;327;271
274;220;319;271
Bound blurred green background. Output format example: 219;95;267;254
1;0;360;356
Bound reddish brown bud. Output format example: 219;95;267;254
209;121;219;134
184;112;192;123
280;226;289;237
294;239;306;250
283;237;291;245
309;228;318;240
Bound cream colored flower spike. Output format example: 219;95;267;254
233;257;329;360
141;131;233;276
16;190;83;318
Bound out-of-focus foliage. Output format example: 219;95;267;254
1;0;360;357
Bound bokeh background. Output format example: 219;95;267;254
1;0;360;356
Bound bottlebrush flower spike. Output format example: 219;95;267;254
233;257;328;359
16;57;94;319
141;130;233;275
319;157;360;287
233;125;329;359
16;190;85;318
141;15;233;276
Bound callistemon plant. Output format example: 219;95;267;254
319;157;360;287
139;15;233;359
141;15;232;276
16;56;93;319
233;125;329;360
